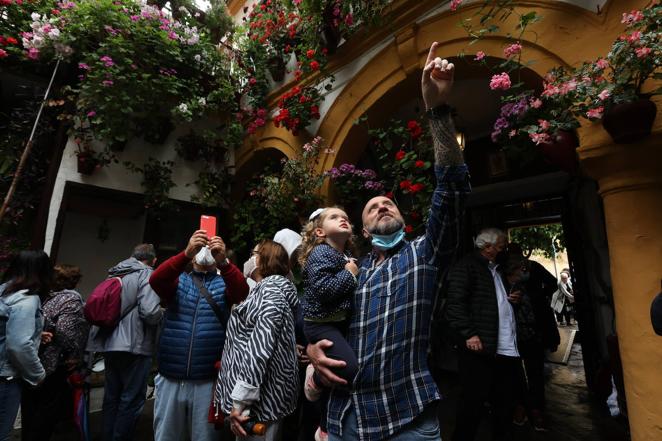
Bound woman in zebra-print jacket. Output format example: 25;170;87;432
216;240;299;440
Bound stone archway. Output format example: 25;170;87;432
314;0;626;175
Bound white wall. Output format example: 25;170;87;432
44;124;234;255
56;211;146;298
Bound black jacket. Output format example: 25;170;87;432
523;260;561;351
445;252;500;355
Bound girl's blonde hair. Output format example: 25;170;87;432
298;207;356;268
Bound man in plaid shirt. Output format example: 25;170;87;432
307;42;470;441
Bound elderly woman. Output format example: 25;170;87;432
216;240;299;441
21;264;89;441
0;250;52;440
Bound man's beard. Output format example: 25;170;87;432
369;217;404;235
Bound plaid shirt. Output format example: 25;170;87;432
327;165;470;441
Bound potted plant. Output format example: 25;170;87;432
125;158;176;215
15;0;236;153
273;85;323;135
569;4;660;143
75;147;100;175
325;164;384;206
491;83;581;173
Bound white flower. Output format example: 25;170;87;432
54;43;73;56
32;35;45;48
198;98;206;106
31;12;41;21
48;28;61;39
194;54;202;62
177;103;189;113
187;35;199;45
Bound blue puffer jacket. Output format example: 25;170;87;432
157;271;228;381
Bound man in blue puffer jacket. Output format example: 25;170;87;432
149;230;249;441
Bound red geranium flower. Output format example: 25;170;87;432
309;60;320;71
395;150;406;161
407;120;423;139
385;191;394;199
306;49;315;59
415;160;425;168
409;183;425;193
404;225;414;233
399;180;412;190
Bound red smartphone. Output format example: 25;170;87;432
200;215;217;237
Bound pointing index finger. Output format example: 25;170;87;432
425;42;439;67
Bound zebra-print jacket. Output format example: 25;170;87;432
215;275;299;422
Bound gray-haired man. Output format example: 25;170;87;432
445;228;522;441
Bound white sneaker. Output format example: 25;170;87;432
304;364;322;402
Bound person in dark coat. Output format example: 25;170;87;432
445;228;521;441
501;254;559;432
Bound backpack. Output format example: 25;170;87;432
84;277;124;328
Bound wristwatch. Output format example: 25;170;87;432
426;104;452;119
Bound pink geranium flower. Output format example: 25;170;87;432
598;89;610;101
538;119;551;131
489;72;511;90
87;110;96;117
450;0;463;11
530;132;551;145
635;47;652;58
530;98;543;109
586;106;604;119
595;58;609;70
621;10;644;26
503;42;522;58
474;51;485;61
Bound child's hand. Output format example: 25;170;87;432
345;260;359;276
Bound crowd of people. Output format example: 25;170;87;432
0;43;570;441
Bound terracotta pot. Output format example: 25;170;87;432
267;55;286;82
538;130;579;174
77;153;97;175
602;98;657;144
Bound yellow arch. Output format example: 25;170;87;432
234;123;307;175
315;0;640;173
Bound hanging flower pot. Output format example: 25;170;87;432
602;98;657;144
267;55;286;82
538;130;579;174
76;152;98;175
143;117;174;145
109;139;127;152
321;4;341;54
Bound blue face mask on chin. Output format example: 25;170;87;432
371;228;405;250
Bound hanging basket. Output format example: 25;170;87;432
109;139;127;152
76;153;98;175
538;130;579;174
602;98;657;144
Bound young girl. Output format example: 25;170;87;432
299;207;360;406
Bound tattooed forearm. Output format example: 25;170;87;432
429;113;464;166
